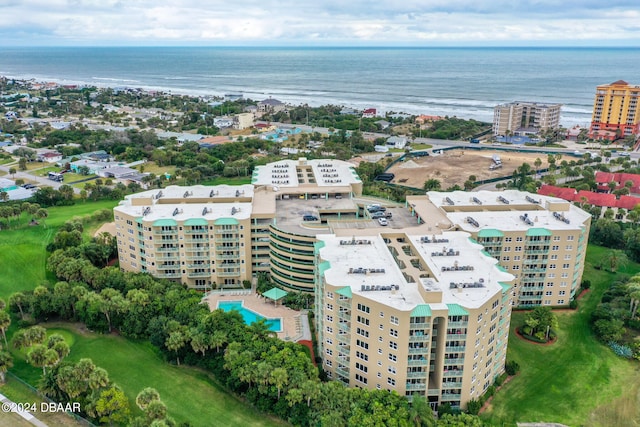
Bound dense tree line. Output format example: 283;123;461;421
4;224;486;426
591;275;640;360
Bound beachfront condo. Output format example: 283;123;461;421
492;102;562;136
589;80;640;140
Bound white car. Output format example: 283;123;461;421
378;218;388;226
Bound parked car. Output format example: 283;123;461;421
367;205;386;213
303;215;318;221
371;211;386;219
378;218;389;226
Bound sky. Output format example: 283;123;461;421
1;0;640;46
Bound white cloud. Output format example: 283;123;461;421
0;0;639;45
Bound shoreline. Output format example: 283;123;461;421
1;74;593;127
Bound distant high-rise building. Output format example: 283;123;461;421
589;80;640;141
492;102;562;136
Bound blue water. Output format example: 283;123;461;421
218;301;282;332
2;46;640;126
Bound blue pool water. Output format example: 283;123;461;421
218;301;282;332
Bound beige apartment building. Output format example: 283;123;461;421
493;102;562;136
412;191;591;306
113;158;364;291
315;231;515;410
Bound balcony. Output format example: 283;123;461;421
443;358;465;365
218;270;241;277
406;371;427;379
156;247;178;253
153;230;177;235
442;382;463;389
444;346;466;353
409;334;430;342
188;272;211;278
217;254;239;260
446;334;467;340
448;321;468;328
186;255;210;261
407;359;428;366
427;389;440;396
410;322;431;329
336;367;350;378
156;272;181;279
338;322;351;332
405;383;426;391
409;347;429;354
443;371;463;378
184;237;208;243
441;393;461;401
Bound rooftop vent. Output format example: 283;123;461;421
472;197;482;205
445;197;455;205
360;284;398;292
553;211;570;224
498;196;510;204
231;207;238;215
172;208;179;217
520;213;534;226
201;207;209;216
340;239;372;245
155;190;163;200
526;195;541;204
142;207;151;216
466;217;479;227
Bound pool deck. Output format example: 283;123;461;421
204;291;308;341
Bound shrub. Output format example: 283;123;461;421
581;279;591;290
466;399;482;415
569;299;578;309
505;360;520;376
608;341;633;358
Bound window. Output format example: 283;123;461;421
325;348;333;356
503;247;511;252
390;328;398;337
378;336;383;342
357;315;370;326
356;351;369;361
566;245;573;251
564;254;572;260
514;255;521;261
327;291;334;299
561;273;569;278
562;263;570;269
514;246;522;252
356;327;369;338
558;299;565;304
559;290;566;296
389;341;398;350
489;323;496;333
355;373;368;384
545;291;553;296
379;311;384;318
357;303;370;314
546;282;554;287
552;245;559;251
516;237;523;242
548;273;555;278
544;300;551;305
387;366;396;374
326;303;333;311
325;359;332;367
356;339;369;350
550;255;558;260
326;338;333;345
379;324;384;330
505;237;512;242
502;256;510;261
326;315;333;322
492;300;499;309
512;265;520;270
560;282;567;287
390;315;399;325
477;313;483;322
387;378;396;386
388;353;397;362
490;312;498;321
549;264;556;269
567;235;574;241
553;236;561;241
356;362;368;373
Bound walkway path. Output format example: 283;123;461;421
0;393;48;427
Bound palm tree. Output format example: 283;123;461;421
0;311;11;347
270;367;289;399
604;249;629;273
0;351;13;383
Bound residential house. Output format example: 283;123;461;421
386;136;407;149
258;98;286;114
362;108;377;118
234;113;254;130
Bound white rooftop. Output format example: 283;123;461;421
115;184;256;222
252;158;361;188
317;231;513;312
408;232;514;309
427;190;591;232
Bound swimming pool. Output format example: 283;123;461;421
217;301;282;332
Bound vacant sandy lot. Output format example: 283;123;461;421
388;149;549;189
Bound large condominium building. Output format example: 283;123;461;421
113;158;363;291
409;190;591;307
315;231;515;410
493;102;562;136
589;80;640;140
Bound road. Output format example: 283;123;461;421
0;162;82;194
266;121;640;159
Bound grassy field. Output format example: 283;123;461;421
0;200;118;300
200;176;252;186
483;244;640;426
135;161;176;177
10;325;287;427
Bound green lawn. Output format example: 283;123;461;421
11;325;286;427
0;200;118;300
200;176;252;186
483;244;640;426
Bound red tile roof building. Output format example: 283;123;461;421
537;184;640;211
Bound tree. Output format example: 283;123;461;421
165;329;187;365
8;167;16;178
522;306;558;341
18;157;27;171
604;249;629;273
90;385;131;425
270;367;289;399
27;344;60;375
0;311;10;347
423;179;441;191
0;351;13;383
136;387;161;411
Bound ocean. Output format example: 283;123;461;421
1;46;639;127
